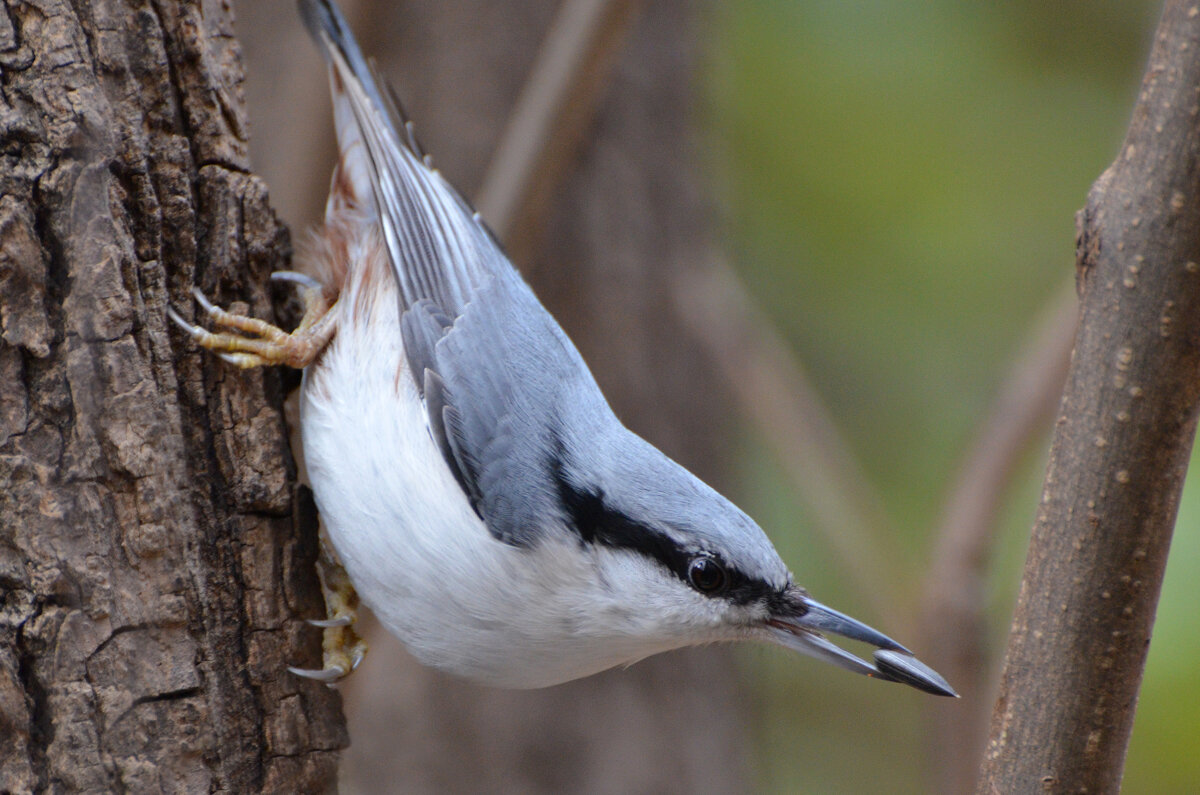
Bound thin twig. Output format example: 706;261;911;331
920;283;1077;795
672;261;905;629
475;0;640;256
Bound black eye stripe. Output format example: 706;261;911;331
553;460;773;604
556;474;690;578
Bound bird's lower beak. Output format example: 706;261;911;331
766;592;958;698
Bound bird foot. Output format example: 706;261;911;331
167;273;336;369
289;538;368;684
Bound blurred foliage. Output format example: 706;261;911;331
702;1;1199;791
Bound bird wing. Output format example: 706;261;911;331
403;271;614;545
301;0;614;546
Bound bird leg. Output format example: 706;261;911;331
167;272;337;369
288;536;368;683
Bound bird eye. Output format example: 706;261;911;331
687;555;727;594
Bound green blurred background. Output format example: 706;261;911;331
703;0;1200;791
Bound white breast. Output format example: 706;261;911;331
298;264;485;655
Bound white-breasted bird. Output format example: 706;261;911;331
170;0;956;697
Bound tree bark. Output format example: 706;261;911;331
0;1;344;792
977;2;1200;791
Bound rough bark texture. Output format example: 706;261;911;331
0;1;344;792
240;0;752;792
977;2;1200;792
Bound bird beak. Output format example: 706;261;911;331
765;589;958;697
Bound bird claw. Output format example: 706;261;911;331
168;278;359;679
287;664;347;682
190;285;221;316
291;614;367;686
270;270;323;290
307;615;353;628
289;538;368;686
287;642;365;683
166;278;337;370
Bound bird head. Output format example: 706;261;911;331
552;430;957;697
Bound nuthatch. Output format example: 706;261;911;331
170;0;956;697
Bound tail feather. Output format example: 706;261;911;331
298;0;508;319
298;0;388;116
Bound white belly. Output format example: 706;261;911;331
298;286;486;652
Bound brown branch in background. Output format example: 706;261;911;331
921;285;1077;795
475;0;640;261
673;262;905;630
977;2;1200;791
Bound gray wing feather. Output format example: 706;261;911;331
400;299;452;399
427;270;610;545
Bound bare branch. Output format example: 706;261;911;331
978;2;1200;790
475;0;640;257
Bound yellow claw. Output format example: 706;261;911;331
167;279;337;370
289;538;368;684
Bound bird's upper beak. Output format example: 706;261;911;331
765;588;958;697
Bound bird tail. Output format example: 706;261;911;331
298;0;410;220
298;0;388;118
297;0;505;319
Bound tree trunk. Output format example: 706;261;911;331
241;0;752;792
0;1;344;791
977;2;1200;791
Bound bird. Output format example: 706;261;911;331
169;0;956;697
